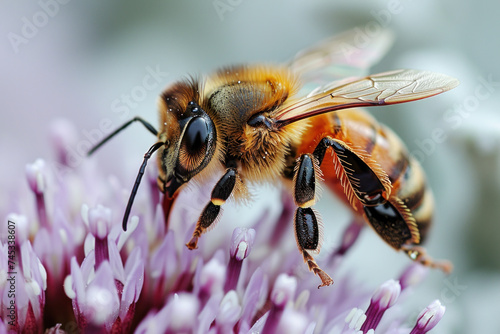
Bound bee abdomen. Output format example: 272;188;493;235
376;125;433;244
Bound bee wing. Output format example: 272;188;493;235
275;69;459;127
289;28;395;88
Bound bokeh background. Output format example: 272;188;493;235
1;1;499;333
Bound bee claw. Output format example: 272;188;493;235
186;237;199;250
316;271;334;289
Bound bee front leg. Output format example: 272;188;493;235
186;167;237;249
293;154;333;288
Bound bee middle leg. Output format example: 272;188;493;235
186;167;237;249
293;153;333;288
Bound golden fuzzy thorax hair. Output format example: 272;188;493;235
203;65;308;184
155;65;308;200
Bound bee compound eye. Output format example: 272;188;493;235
183;117;210;154
177;115;216;175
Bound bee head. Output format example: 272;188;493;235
157;81;217;198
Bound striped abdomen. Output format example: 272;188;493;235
296;109;433;244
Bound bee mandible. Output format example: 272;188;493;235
89;29;458;288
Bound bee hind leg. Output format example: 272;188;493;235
401;245;453;274
186;167;237;249
363;198;452;274
293;154;333;288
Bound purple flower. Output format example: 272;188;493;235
224;227;256;292
0;241;47;332
360;279;401;332
25;159;49;229
0;119;448;333
410;300;446;334
83;204;113;268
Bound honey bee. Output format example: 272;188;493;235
89;29;458;288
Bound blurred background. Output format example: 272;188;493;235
1;1;499;332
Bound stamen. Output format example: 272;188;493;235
262;274;297;334
168;293;201;333
360;279;400;332
399;263;429;291
345;307;366;330
410;300;446;334
224;228;255;292
86;205;113;268
49;119;78;167
331;219;363;261
26;159;50;229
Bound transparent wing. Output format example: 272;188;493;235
275;69;460;127
289;28;395;92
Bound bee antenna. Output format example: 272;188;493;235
122;141;164;231
87;117;159;156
